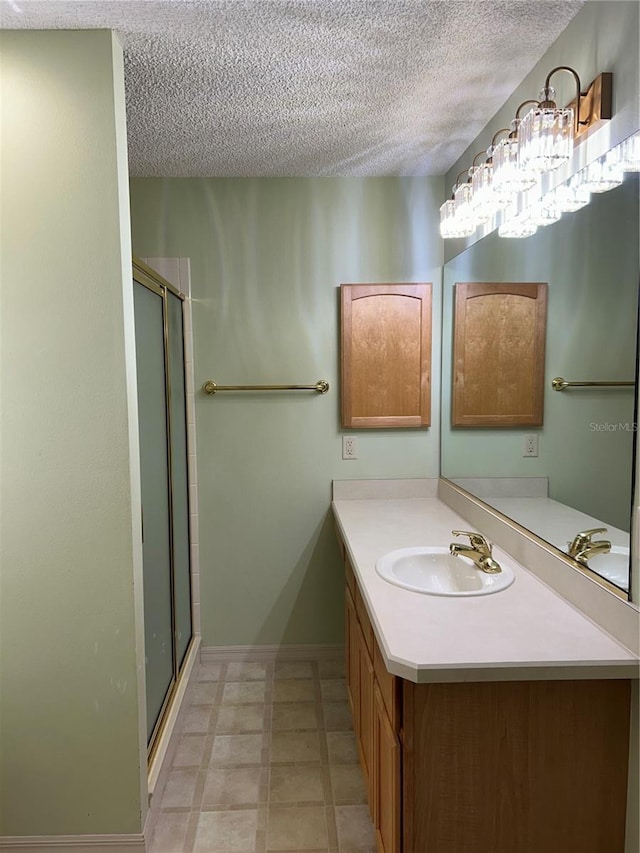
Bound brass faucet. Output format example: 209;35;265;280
567;528;611;566
449;530;502;574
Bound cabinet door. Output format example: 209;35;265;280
345;585;358;723
373;683;401;853
357;620;375;813
341;283;432;428
452;282;547;426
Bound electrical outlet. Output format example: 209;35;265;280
342;435;358;460
523;434;538;457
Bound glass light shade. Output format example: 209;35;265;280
579;155;624;193
498;215;538;238
498;204;538;238
492;137;537;196
439;199;474;239
528;196;562;226
518;97;574;173
617;132;640;172
471;162;504;219
553;176;590;212
453;182;478;228
439;200;455;237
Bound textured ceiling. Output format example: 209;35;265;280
1;0;585;176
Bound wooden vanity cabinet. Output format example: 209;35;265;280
373;682;401;853
345;555;379;815
338;535;631;853
402;678;631;853
344;552;402;852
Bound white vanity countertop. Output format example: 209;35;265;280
332;496;639;683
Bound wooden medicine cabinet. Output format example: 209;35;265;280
341;283;432;429
452;282;547;427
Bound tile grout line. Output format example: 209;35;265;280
152;657;374;853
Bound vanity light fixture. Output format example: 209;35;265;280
440;69;632;241
518;67;583;173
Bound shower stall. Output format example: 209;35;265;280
133;258;193;756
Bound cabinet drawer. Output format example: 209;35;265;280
355;583;374;658
374;640;401;733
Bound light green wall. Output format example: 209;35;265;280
0;31;145;836
441;176;638;531
130;177;443;645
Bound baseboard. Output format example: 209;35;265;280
0;835;145;852
200;643;344;663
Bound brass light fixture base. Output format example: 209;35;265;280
570;72;613;143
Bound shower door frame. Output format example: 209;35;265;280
133;258;194;763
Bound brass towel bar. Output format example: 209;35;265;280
202;379;329;396
552;376;635;391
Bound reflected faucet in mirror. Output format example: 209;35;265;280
441;172;638;600
567;528;612;567
449;530;502;574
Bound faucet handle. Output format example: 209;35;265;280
578;527;607;537
451;530;492;553
567;527;608;557
572;527;608;544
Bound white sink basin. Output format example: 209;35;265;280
585;546;630;591
375;546;515;597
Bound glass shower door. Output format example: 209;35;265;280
134;280;174;743
167;291;192;668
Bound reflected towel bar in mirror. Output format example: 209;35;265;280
551;376;635;391
202;379;329;395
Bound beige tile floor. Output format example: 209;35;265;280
149;658;376;853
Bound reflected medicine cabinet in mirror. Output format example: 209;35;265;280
341;283;432;429
452;282;547;427
441;174;639;600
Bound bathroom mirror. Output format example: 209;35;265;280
441;172;639;600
